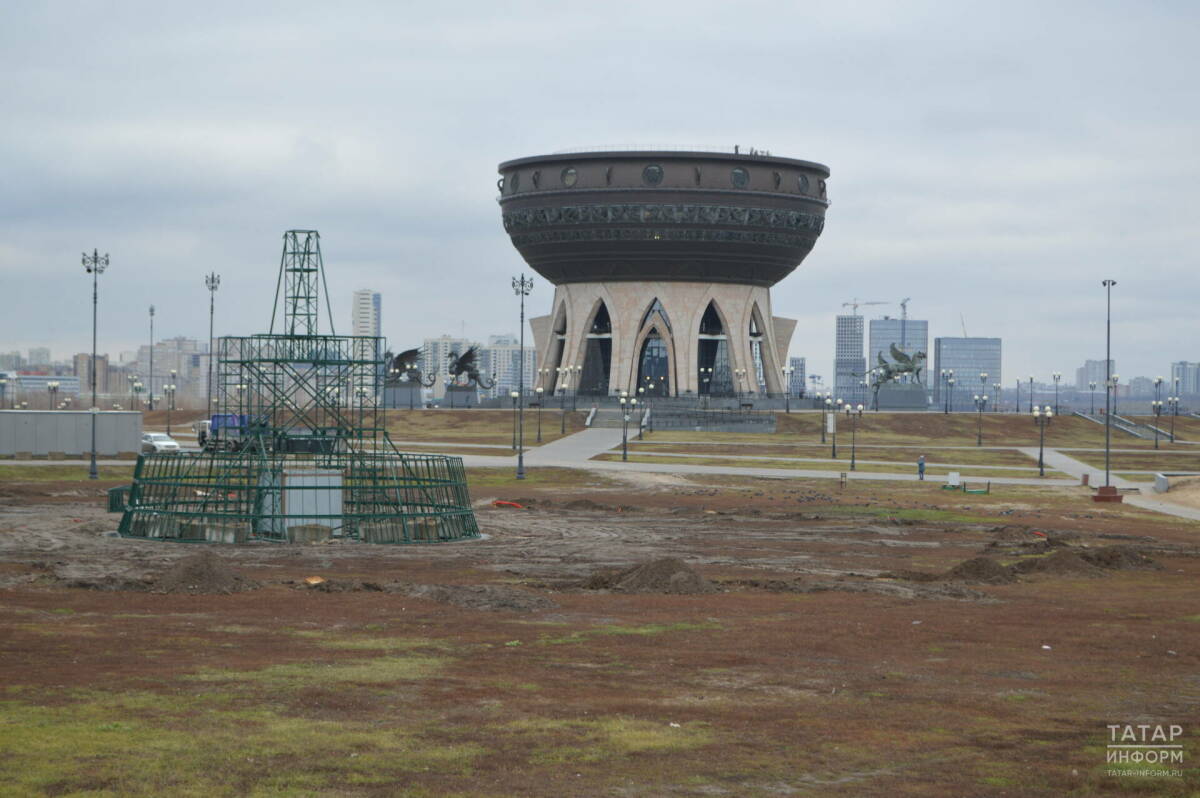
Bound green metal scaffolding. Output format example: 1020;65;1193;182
118;230;479;544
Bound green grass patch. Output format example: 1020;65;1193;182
505;715;713;765
537;621;723;646
0;690;484;796
189;654;448;686
290;630;451;652
0;464;134;482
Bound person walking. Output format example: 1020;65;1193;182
917;454;926;481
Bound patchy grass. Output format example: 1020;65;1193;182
0;464;134;482
467;466;621;491
290;630;452;652
0;690;485;796
384;408;587;446
507;715;714;765
537;621;723;645
628;440;1039;467
188;654;448;686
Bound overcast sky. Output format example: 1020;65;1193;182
2;1;1196;385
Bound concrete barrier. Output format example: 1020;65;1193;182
0;411;142;457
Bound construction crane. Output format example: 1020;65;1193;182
899;297;911;352
842;298;888;317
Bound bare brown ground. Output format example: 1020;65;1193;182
1;470;1198;796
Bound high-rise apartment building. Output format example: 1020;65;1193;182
932;338;1002;405
27;347;51;365
1171;361;1200;395
868;317;929;379
786;356;806;396
0;352;23;370
351;290;382;338
477;335;538;400
833;315;865;400
423;335;475;400
1075;359;1114;390
73;353;111;397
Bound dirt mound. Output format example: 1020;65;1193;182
1079;545;1160;571
398;583;557;613
944;557;1016;584
66;575;153;591
153;550;260;594
589;558;716;594
1010;550;1102;577
563;499;607;512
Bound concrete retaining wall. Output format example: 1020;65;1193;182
0;411;142;456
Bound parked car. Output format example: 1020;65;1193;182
142;432;181;454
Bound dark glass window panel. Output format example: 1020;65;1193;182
643;164;664;186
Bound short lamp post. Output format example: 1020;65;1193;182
822;397;831;443
535;386;544;443
510;390;519;452
559;368;570;435
47;380;59;410
1028;375;1034;414
1032;405;1053;477
619;393;637;461
1105;373;1119;487
131;381;144;411
940;369;954;413
831;399;841;459
992;383;1001;413
83;248;109;480
0;377;7;410
1168;396;1179;443
973;393;988;446
781;366;793;413
845;403;863;470
164;384;176;436
1151;399;1163;449
1089;381;1097;415
947;376;956;413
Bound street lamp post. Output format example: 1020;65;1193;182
822;397;831;443
781;366;793;413
205;273;220;419
831;399;840;459
535;386;544;442
165;384;176;436
1168;396;1179;443
974;393;988;446
1032;405;1053;477
83;249;108;480
512;274;533;480
132;381;144;411
559;368;569;435
1151;399;1163;449
1089;381;1097;415
619;393;631;461
148;305;156;411
1014;378;1020;415
992;383;1000;413
1028;375;1034;414
47;381;59;410
1102;278;1117;488
0;377;7;410
1052;372;1061;415
845;403;863;470
947;376;956;413
510;390;519;451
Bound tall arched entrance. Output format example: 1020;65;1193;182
697;301;734;396
579;301;612;395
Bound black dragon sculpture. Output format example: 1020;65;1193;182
447;346;495;389
385;348;436;387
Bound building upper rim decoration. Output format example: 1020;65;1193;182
498;150;831;177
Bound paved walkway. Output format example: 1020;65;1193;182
1017;447;1200;523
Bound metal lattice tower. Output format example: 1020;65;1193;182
116;230;478;545
272;230;334;337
